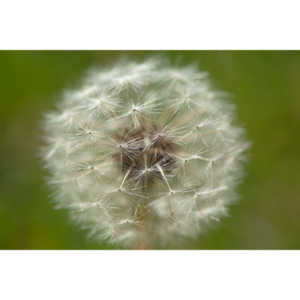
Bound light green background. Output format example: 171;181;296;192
1;51;299;249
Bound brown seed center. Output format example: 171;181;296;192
113;123;178;191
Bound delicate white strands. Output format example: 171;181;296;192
42;58;250;249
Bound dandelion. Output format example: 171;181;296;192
42;57;249;249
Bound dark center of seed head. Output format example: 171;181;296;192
113;124;178;189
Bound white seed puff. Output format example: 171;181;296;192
42;58;249;248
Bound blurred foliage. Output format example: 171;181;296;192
0;51;300;249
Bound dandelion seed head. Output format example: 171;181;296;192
42;58;250;248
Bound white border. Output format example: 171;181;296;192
1;1;300;49
0;251;299;300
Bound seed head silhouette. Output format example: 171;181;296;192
42;58;249;248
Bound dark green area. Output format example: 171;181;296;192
1;51;299;249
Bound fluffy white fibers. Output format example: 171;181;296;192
42;58;249;248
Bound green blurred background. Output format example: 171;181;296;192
1;51;299;249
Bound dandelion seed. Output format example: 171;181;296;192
41;57;249;248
